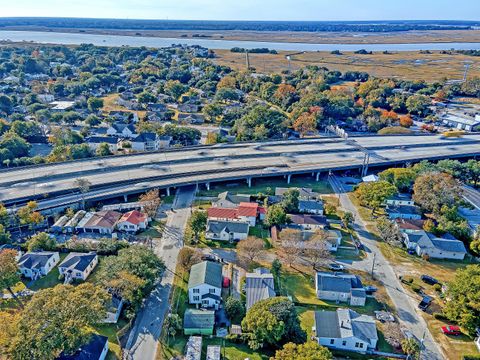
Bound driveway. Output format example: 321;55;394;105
125;185;195;360
328;175;443;360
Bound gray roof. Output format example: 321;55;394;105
299;199;324;211
289;214;328;226
245;270;275;310
18;251;58;270
59;252;97;272
133;132;157;142
87;136;118;144
316;272;364;293
188;261;223;289
217;191;250;204
407;230;467;254
430;238;467;253
183;309;215;329
315;309;378;343
275;187;317;198
386;205;422;216
206;219;249;235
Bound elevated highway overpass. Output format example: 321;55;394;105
2;134;480;211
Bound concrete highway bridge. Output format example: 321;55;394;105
2;134;480;212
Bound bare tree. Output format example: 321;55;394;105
382;322;404;349
237;237;265;264
74;178;92;209
376;216;403;247
178;247;202;271
279;228;303;267
303;229;332;271
139;188;162;217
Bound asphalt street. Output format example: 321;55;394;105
125;185;195;360
328;175;444;360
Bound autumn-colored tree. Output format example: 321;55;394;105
0;249;23;307
26;232;56;252
17;201;44;230
274;84;296;99
279;228;303;267
413;172;462;213
380;109;398;122
217;76;237;89
237;237;265;264
139;188;161;217
434;89;447;102
293;112;317;137
10;283;109;360
303;230;332;270
177;247;202;271
399;114;413;128
0;311;20;356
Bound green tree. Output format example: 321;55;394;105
281;188;300;213
137;91;156;104
241;297;306;350
87;97;104;112
0;250;23;307
202;103;223;122
10;283;108;360
26;232;56;251
272;341;332;360
225;296;245;324
443;265;480;335
233;105;287;141
406;94;431;116
341;212;354;229
265;204;287;227
188;210;207;242
0;224;11;244
401;338;420;359
355;181;397;212
379;167;417;192
96;142;112;156
164;313;182;337
164;80;187;100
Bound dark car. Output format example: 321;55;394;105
418;295;432;311
201;254;222;263
421;275;439;286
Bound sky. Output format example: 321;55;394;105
1;0;479;21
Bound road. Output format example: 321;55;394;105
2;134;480;208
125;185;195;360
463;185;480;210
328;175;444;360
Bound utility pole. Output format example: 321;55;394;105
245;50;250;70
371;252;376;278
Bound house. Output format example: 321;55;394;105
178;113;205;124
64;211;87;233
184;336;203;360
106;122;137;139
441;113;480;132
386;205;422;220
313;309;378;353
315;272;366;306
205;219;249;242
213;192;251;208
76;211;122;234
245;268;275;310
131;133;165;151
299;199;324;215
362;174;379;183
206;345;221;360
403;230;467;260
324;229;342;252
108;111;139;123
184;310;215;336
58;252;98;282
237;202;259;226
178;103;200;113
395;218;426;233
188;261;223;309
116;210;149;232
50;100;75;111
207;207;238;222
86;136;119;152
51;215;70;233
288;214;328;230
158;136;173;149
104;294;124;323
57;334;108;360
18;251;60;280
275;187;318;200
385;194;415;207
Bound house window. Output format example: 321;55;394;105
359;343;364;348
193;288;199;293
355;342;360;348
330;339;334;345
193;296;199;301
209;288;215;294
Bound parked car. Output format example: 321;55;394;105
201;254;222;263
421;275;439;285
418;295;432;311
364;285;378;294
328;263;345;271
441;325;461;336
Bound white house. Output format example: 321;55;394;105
106;123;137;139
130;133;167;152
237;202;259;226
205;219;249;242
18;251;60;280
299;199;324;215
288;214;328;230
313;309;378;353
104;294;124;324
403;230;467;260
385;194;415;207
386;205;422;220
188;261;223;309
58;252;98;282
324;229;342;252
315;272;366;306
86;136;119;152
116;210;149;232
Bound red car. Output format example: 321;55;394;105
441;325;461;336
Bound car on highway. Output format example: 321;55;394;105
441;325;461;336
328;263;345;271
421;275;439;285
418;295;432;311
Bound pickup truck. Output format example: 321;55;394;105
418;295;432;311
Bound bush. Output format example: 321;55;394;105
433;283;442;292
463;356;480;360
402;276;414;284
411;284;421;293
433;312;447;320
378;126;414;135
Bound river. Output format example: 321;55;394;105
1;30;480;51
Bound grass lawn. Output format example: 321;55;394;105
197;237;237;249
23;253;68;291
298;307;315;338
197;177;332;197
94;319;128;360
161;195;175;205
137;220;164;238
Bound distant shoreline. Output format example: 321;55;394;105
2;26;480;45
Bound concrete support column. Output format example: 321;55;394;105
206;182;210;191
123;194;128;202
247;177;252;187
316;172;320;182
287;174;292;184
166;187;170;196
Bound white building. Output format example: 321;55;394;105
385;194;415;207
106;123;137;139
315;272;366;306
188;261;223;309
403;230;467;260
116;210;149;232
313;309;378;353
205;219;249;242
86;136;119;152
18;251;60;280
58;252;98;282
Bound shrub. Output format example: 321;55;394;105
433;283;442;292
433;312;447;320
378;126;414;135
411;284;421;293
402;276;414;284
463;356;480;360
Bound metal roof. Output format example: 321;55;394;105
188;261;223;289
